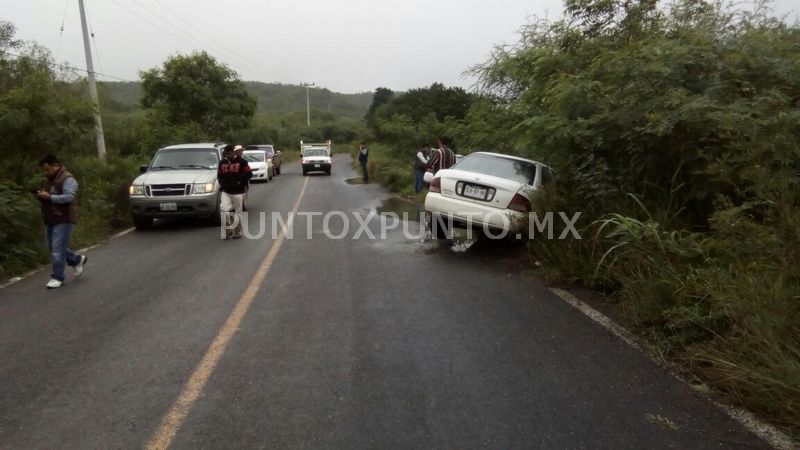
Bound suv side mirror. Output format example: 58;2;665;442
139;165;148;173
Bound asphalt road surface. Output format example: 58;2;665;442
0;155;770;449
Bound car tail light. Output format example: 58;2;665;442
430;177;442;193
508;193;531;212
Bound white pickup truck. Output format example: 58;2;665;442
300;140;332;176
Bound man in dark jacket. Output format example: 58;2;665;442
34;154;87;289
218;144;252;239
358;143;369;183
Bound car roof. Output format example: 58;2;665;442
246;144;274;148
467;151;550;168
161;143;224;150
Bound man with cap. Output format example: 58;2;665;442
218;144;252;239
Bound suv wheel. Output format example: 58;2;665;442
132;215;153;230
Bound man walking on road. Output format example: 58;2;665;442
34;154;87;289
358;143;369;184
218;144;252;240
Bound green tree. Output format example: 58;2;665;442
140;51;256;142
376;83;473;124
365;87;394;132
0;23;94;183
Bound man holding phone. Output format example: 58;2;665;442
33;154;87;289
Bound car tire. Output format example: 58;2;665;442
205;196;222;227
429;213;452;240
132;215;153;230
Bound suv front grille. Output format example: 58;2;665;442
148;184;190;197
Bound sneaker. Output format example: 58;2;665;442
73;255;88;277
46;279;63;289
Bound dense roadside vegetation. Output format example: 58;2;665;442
363;0;800;437
0;22;367;281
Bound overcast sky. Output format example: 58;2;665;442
3;0;797;94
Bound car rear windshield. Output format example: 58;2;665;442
454;154;538;185
243;152;265;162
247;145;274;156
151;149;219;169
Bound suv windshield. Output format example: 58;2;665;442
151;149;219;169
454;154;539;185
243;152;265;162
304;149;328;157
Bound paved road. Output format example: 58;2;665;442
0;155;769;449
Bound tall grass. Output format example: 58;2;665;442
532;189;800;437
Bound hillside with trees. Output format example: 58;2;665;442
99;80;373;120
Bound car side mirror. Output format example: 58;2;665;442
139;165;148;173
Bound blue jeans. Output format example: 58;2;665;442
46;223;80;282
414;170;425;193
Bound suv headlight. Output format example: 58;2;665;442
192;182;215;194
129;185;145;196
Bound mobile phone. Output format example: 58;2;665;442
28;188;39;194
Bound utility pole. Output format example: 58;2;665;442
301;82;314;126
78;0;107;160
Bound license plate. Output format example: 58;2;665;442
159;202;177;212
463;185;487;199
314;164;321;168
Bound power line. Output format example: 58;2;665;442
108;0;210;55
5;50;134;82
83;0;105;75
150;0;291;81
130;0;268;77
109;0;288;83
54;0;70;61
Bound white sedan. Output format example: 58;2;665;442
424;152;553;235
243;150;274;182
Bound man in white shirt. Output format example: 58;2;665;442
414;144;430;193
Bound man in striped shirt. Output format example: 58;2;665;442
426;136;457;175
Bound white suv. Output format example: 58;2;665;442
128;143;227;229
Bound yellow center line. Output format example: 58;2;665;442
146;176;309;450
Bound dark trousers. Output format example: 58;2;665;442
414;170;425;193
361;163;368;183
